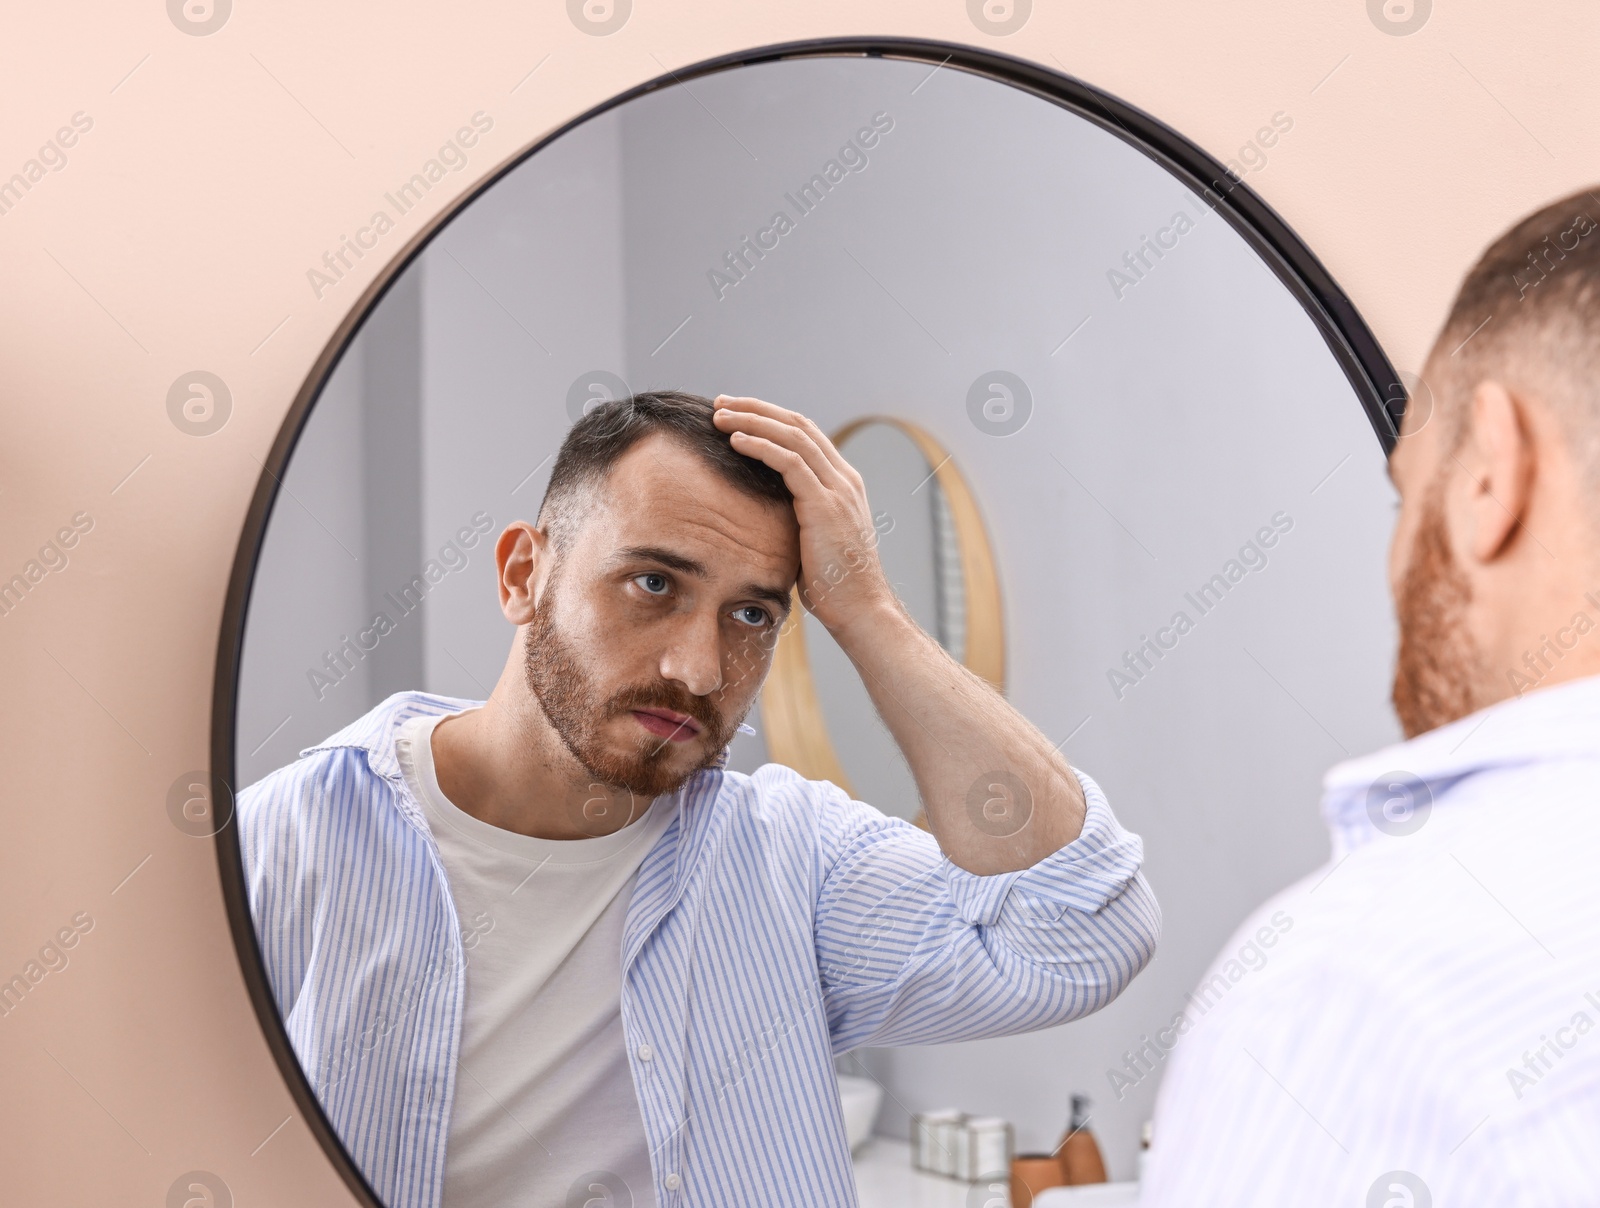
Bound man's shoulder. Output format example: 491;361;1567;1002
1190;805;1594;1050
237;690;479;821
295;690;480;763
237;741;373;811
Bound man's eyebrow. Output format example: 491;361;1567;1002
741;581;795;617
613;545;707;578
612;545;793;616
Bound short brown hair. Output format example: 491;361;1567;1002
1431;187;1600;465
537;390;793;551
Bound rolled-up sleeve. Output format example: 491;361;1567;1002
812;767;1160;1053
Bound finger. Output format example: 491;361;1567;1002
716;395;859;483
723;429;827;503
715;395;859;484
715;403;846;490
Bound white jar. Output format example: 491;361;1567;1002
960;1116;1013;1184
933;1111;967;1177
910;1109;963;1173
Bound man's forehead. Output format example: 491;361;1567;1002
584;434;798;562
617;430;706;476
611;430;746;489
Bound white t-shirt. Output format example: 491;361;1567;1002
396;711;677;1208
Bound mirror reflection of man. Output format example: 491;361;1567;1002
239;392;1159;1208
1140;191;1600;1204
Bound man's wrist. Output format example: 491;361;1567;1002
823;590;913;658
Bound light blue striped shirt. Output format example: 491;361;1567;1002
238;691;1157;1207
1139;674;1600;1206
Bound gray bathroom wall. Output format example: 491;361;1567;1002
361;269;427;703
238;54;1403;1179
415;107;627;701
239;107;628;787
236;329;371;785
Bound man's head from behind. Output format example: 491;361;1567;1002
1390;188;1600;737
497;391;799;799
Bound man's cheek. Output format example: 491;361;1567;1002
725;639;773;696
723;651;759;694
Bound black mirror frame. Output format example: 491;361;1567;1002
211;36;1401;1208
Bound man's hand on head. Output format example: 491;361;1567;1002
711;395;895;639
711;394;1086;875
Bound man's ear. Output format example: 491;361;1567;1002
1454;379;1534;565
497;522;550;624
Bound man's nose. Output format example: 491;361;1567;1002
659;611;724;699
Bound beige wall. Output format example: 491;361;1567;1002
2;1;1595;1201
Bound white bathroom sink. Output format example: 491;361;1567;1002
837;1074;885;1153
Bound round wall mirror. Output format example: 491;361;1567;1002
220;42;1399;1205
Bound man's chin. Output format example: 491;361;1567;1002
581;734;711;798
603;767;703;800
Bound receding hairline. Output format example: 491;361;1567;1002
537;405;796;555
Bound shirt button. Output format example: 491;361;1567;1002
637;1043;654;1061
665;1173;681;1190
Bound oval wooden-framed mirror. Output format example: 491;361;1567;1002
760;415;1005;815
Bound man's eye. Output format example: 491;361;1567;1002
634;573;670;596
732;605;770;627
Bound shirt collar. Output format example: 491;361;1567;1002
300;685;753;797
1319;671;1600;850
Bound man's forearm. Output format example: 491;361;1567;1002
829;597;1086;876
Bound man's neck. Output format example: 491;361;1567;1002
1477;573;1600;712
429;688;640;841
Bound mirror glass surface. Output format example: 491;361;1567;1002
235;54;1399;1192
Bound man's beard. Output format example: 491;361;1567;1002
522;579;737;799
1391;482;1484;738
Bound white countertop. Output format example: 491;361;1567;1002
853;1138;1139;1208
853;1137;988;1207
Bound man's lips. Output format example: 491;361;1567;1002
629;708;704;743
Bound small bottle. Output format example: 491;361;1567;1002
1056;1094;1108;1185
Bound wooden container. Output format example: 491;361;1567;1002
1009;1153;1067;1207
1058;1128;1109;1185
